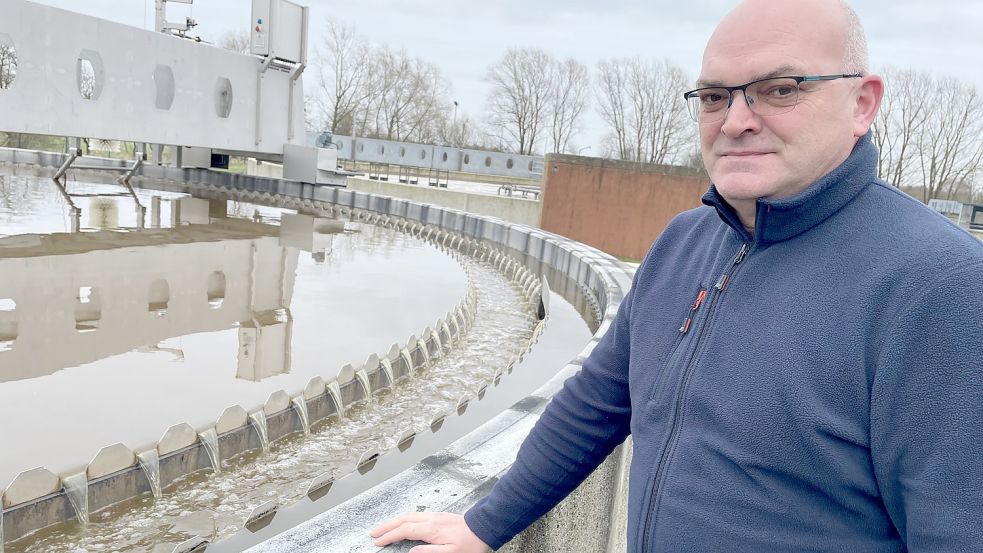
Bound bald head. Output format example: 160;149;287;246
703;0;868;82
837;0;869;74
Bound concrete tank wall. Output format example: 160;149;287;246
346;177;542;228
539;154;708;260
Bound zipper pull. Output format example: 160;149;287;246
714;274;730;291
691;289;707;311
715;244;748;291
679;317;692;334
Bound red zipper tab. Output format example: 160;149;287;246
691;289;707;311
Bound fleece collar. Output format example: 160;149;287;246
701;133;878;246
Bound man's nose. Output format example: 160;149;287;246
720;89;760;137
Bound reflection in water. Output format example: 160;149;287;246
0;222;294;384
9;258;542;553
0;174;154;235
0;173;470;488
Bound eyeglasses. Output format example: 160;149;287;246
682;73;863;123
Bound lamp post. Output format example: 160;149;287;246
452;100;459;147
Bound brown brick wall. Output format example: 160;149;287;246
539;154;709;260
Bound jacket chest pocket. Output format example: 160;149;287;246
629;283;708;409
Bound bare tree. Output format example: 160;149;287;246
916;77;983;202
368;48;448;143
0;42;17;89
313;19;374;135
445;114;478;148
872;68;932;188
596;58;694;165
548;58;589;154
646;61;692;165
485;49;553;155
596;59;630;158
217;30;251;55
873;68;983;202
307;19;452;142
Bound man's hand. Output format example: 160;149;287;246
370;512;490;552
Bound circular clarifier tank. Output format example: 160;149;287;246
0;171;598;552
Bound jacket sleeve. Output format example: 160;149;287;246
463;271;636;550
870;260;983;551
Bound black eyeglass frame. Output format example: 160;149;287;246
682;73;864;120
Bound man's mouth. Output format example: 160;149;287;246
720;151;771;157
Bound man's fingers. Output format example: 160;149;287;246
409;545;455;553
371;513;427;538
370;512;488;552
373;521;436;547
370;519;399;538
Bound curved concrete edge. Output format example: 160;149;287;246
0;153;629;550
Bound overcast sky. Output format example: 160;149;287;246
31;0;983;151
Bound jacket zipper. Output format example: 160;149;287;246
639;242;750;552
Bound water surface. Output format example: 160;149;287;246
0;173;468;484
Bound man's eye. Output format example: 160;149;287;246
700;92;725;104
764;86;796;98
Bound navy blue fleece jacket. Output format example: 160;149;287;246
464;134;983;552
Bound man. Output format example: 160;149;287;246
372;0;983;551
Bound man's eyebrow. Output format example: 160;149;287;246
695;65;804;88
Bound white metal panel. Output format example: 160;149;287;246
250;0;304;64
250;0;273;57
0;0;304;156
274;1;305;64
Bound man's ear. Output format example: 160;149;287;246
853;75;884;137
